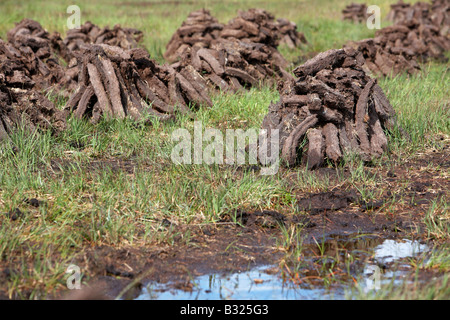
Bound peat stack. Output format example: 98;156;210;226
0;85;67;141
387;0;429;25
7;18;71;63
344;36;421;77
375;19;449;63
171;38;294;93
163;8;307;63
221;9;281;47
345;17;449;77
0;39;35;90
164;9;223;63
0;40;66;141
64;21;144;56
431;0;450;34
65;44;212;123
261;48;399;169
276;18;308;49
342;3;368;23
6;19;76;96
387;0;449;33
221;9;306;51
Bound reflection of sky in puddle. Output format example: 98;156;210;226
360;239;428;293
137;266;334;300
136;238;429;300
373;239;428;263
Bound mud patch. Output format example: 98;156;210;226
221;209;287;229
297;190;359;215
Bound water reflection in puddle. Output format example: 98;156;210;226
373;239;428;263
136;238;429;300
360;239;429;294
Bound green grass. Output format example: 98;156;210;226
0;0;448;299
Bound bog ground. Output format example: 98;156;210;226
0;0;449;300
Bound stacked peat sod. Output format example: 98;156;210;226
345;0;449;77
220;8;307;52
353;20;448;76
65;44;212;123
342;3;368;23
0;39;66;141
61;22;145;92
64;21;144;56
165;8;306;92
164;8;307;64
344;30;422;77
387;0;449;34
383;0;450;62
261;48;398;169
164;9;223;63
276;18;308;49
171;39;294;93
6;19;77;97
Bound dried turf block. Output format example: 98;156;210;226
387;0;449;34
0;85;67;141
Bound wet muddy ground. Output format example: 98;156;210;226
42;144;448;300
136;238;430;300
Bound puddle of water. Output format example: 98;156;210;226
136;266;336;300
136;238;429;300
372;239;428;263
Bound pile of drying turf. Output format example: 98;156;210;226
0;40;66;141
165;8;306;91
344;34;421;77
276;18;308;49
342;0;449;77
222;8;307;50
220;8;279;46
64;21;144;56
164;9;223;63
164;8;307;64
387;0;449;33
62;22;145;89
220;8;307;59
65;44;212;123
342;3;368;23
376;19;448;62
346;17;449;76
171;38;294;93
261;48;399;169
6;19;76;96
